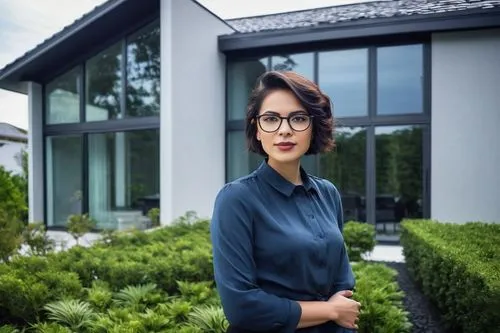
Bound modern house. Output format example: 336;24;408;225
0;0;499;238
0;122;27;175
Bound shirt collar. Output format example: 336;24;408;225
256;159;318;197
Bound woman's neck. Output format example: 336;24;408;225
267;158;302;185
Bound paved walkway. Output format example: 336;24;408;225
362;244;405;263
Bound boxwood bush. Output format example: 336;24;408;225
0;214;411;332
400;219;500;333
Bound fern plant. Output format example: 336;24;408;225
188;305;228;333
43;299;96;332
112;283;158;310
29;322;71;333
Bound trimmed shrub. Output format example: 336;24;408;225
0;214;411;332
343;221;376;261
401;219;500;333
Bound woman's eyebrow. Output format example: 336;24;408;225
260;110;307;115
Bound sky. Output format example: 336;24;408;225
0;0;373;130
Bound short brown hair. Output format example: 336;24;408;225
245;71;335;156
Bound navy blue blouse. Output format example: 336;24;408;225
210;160;356;333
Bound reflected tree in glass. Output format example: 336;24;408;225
320;127;366;222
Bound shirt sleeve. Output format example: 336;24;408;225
210;183;302;332
329;182;356;293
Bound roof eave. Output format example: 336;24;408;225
0;0;159;95
219;8;500;52
0;81;28;95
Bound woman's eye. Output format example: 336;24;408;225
263;116;279;122
291;116;307;122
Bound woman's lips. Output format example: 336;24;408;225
275;143;296;151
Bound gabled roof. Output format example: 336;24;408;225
226;0;500;34
0;0;158;94
0;123;28;142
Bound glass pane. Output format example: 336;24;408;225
377;44;423;115
375;126;423;239
227;58;268;120
45;67;81;124
88;129;160;229
227;131;262;182
86;42;123;121
271;53;314;80
301;155;317;175
318;49;368;117
320;127;366;223
46;135;82;227
126;20;160;117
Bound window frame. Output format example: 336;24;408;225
42;17;160;230
225;39;432;227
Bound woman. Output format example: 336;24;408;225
210;71;361;333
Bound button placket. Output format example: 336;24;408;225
305;191;324;239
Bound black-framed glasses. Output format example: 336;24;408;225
256;112;314;133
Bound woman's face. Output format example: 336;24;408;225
256;89;313;166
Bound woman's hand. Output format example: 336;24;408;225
327;290;361;330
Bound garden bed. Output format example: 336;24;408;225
0;217;412;333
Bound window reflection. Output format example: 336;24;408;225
271;53;314;80
320;127;366;223
45;67;81;124
227;58;268;120
88;129;160;229
85;42;123;121
127;21;160;117
377;44;423;115
375;125;423;235
318;49;368;117
46;135;82;227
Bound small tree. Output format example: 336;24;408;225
0;210;24;262
67;214;96;246
0;165;26;222
22;222;56;256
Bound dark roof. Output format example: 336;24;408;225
0;0;158;94
227;0;500;34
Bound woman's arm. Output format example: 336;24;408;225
210;183;302;332
297;290;360;330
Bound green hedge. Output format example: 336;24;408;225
400;219;500;333
0;216;411;332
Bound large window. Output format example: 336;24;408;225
226;43;429;243
271;53;314;80
318;49;368;118
46;135;83;227
126;21;160;117
375;126;423;230
320;127;367;223
43;19;160;229
227;58;267;120
86;42;123;121
88;129;159;229
45;67;81;124
377;45;423;115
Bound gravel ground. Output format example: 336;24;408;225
374;261;447;333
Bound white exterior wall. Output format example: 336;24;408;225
27;82;44;223
160;0;233;224
431;28;500;224
0;140;26;174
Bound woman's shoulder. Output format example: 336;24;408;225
308;174;341;198
215;173;259;206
